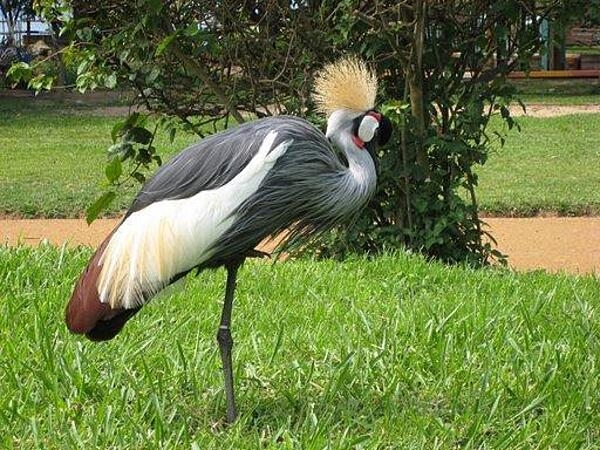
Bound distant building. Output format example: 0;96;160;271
1;15;51;47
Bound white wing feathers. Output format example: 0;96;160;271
97;131;290;309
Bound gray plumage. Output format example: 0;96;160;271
65;60;390;425
129;115;376;265
127;119;270;216
212;116;376;260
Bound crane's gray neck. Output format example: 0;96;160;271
324;109;378;218
344;147;377;196
331;143;377;219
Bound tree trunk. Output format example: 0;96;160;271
407;0;428;173
6;7;16;45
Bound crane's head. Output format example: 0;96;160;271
313;57;392;155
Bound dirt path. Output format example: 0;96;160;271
1;218;121;248
482;217;600;275
1;217;598;275
510;103;600;117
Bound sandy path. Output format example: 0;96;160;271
510;103;600;117
482;217;600;275
1;217;599;275
1;218;122;248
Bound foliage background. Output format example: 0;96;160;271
9;0;580;264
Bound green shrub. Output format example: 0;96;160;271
11;1;578;264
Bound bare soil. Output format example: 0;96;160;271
1;216;599;275
482;217;600;275
4;89;599;118
510;103;600;117
1;218;121;248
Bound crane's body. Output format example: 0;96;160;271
66;57;391;423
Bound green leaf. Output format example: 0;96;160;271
135;147;151;165
28;73;55;93
107;142;125;156
132;172;146;184
124;112;142;128
86;191;116;224
183;23;200;37
75;26;93;42
146;66;161;84
111;120;126;143
122;143;135;160
105;158;122;183
139;0;162;13
155;33;177;56
42;75;54;91
168;126;176;143
125;112;146;128
104;73;117;89
127;127;153;145
6;62;32;83
76;59;90;76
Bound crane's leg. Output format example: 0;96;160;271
217;261;242;424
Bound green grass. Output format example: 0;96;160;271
2;95;600;218
519;95;600;106
513;78;600;105
0;246;598;448
476;113;600;216
512;79;600;105
0;97;197;218
567;46;600;56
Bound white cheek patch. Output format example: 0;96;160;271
358;115;379;143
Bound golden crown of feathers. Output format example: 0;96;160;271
313;57;378;116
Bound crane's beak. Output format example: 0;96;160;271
364;112;392;175
378;115;392;146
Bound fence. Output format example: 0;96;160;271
0;18;50;47
567;27;600;46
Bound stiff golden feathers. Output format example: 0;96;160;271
313;57;378;116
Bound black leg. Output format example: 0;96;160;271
216;260;242;424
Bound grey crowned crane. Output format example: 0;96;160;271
65;57;392;423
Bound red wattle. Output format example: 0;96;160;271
352;135;365;149
367;111;382;122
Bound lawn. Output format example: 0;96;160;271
477;112;600;216
0;96;197;218
1;246;598;448
512;78;600;105
2;93;600;218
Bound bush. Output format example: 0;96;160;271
16;0;576;264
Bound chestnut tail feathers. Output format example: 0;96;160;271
65;232;139;341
